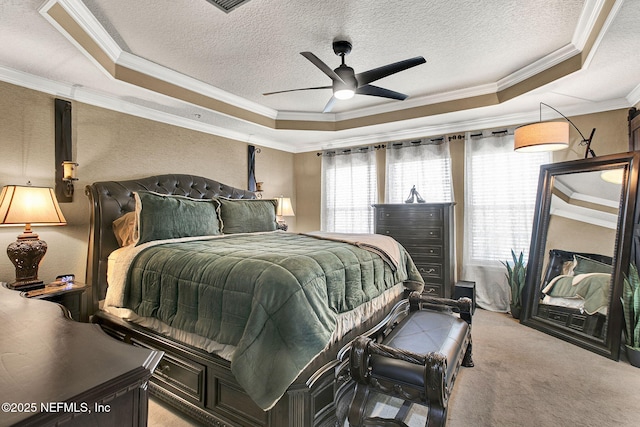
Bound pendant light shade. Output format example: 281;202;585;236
514;122;570;152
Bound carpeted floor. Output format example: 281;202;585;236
148;308;640;426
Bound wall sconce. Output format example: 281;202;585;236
514;103;596;157
61;161;79;198
0;184;67;290
276;196;295;231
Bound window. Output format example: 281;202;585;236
462;132;551;311
385;140;453;203
321;147;377;233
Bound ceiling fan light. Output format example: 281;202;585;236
334;89;355;100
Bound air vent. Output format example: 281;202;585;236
205;0;252;13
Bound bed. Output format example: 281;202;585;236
85;174;424;427
536;248;612;338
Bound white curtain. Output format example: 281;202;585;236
462;132;551;311
321;147;377;233
385;139;453;203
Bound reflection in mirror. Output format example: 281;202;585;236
521;153;640;360
536;170;621;341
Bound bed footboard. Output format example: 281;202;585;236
92;310;339;427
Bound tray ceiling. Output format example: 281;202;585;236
0;0;638;152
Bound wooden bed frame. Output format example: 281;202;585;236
85;174;404;427
536;249;611;340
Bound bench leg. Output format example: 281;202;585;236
426;404;447;427
348;383;371;427
462;338;474;368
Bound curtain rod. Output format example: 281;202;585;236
317;144;385;157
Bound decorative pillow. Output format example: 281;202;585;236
112;211;137;246
216;197;277;234
561;259;577;276
135;191;221;245
573;255;612;275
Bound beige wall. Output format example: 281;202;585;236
545;216;616;258
294;108;632;278
0;76;632;286
0;81;294;285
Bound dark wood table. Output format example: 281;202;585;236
0;286;163;426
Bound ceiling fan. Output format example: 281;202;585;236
263;40;426;113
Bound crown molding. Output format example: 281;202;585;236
117;52;278;120
582;0;625;69
573;0;608;50
0;65;288;151
0;63;631;154
627;83;640;107
37;0;623;133
39;0;121;62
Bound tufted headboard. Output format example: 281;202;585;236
85;174;256;314
541;248;613;291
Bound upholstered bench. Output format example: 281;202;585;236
347;292;474;427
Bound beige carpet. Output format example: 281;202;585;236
148;309;640;426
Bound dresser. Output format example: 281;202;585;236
0;285;162;427
373;203;455;298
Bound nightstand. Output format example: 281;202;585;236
21;282;88;322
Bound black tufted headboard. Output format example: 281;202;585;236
541;248;613;291
85;174;255;314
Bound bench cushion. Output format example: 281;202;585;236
370;310;469;388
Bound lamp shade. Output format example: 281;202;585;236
0;185;67;226
514;121;570;152
276;197;295;217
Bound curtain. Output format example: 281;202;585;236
321;147;377;233
462;131;551;311
385;139;453;203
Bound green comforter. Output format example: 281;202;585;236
544;273;611;314
123;232;423;410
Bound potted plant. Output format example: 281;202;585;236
502;250;526;319
621;263;640;367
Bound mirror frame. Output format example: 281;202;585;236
521;151;640;360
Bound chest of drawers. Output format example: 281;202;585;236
373;203;455;297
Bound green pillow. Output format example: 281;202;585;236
135;191;221;245
573;255;612;275
217;198;277;234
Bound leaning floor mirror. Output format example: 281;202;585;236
521;151;640;360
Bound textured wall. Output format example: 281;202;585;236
0;81;294;285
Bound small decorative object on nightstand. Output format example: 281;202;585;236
22;276;88;322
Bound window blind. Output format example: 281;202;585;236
385;140;453;203
464;133;551;264
321;148;377;233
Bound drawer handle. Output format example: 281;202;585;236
157;363;171;375
424;288;436;294
420;268;436;274
385;231;390;234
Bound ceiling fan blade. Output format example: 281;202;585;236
263;86;332;96
356;84;408;100
301;52;345;84
356;56;426;86
322;96;337;113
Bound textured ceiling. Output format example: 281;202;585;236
0;0;639;152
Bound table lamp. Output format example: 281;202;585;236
0;185;67;290
276;196;295;231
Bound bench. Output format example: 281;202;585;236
345;291;474;427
